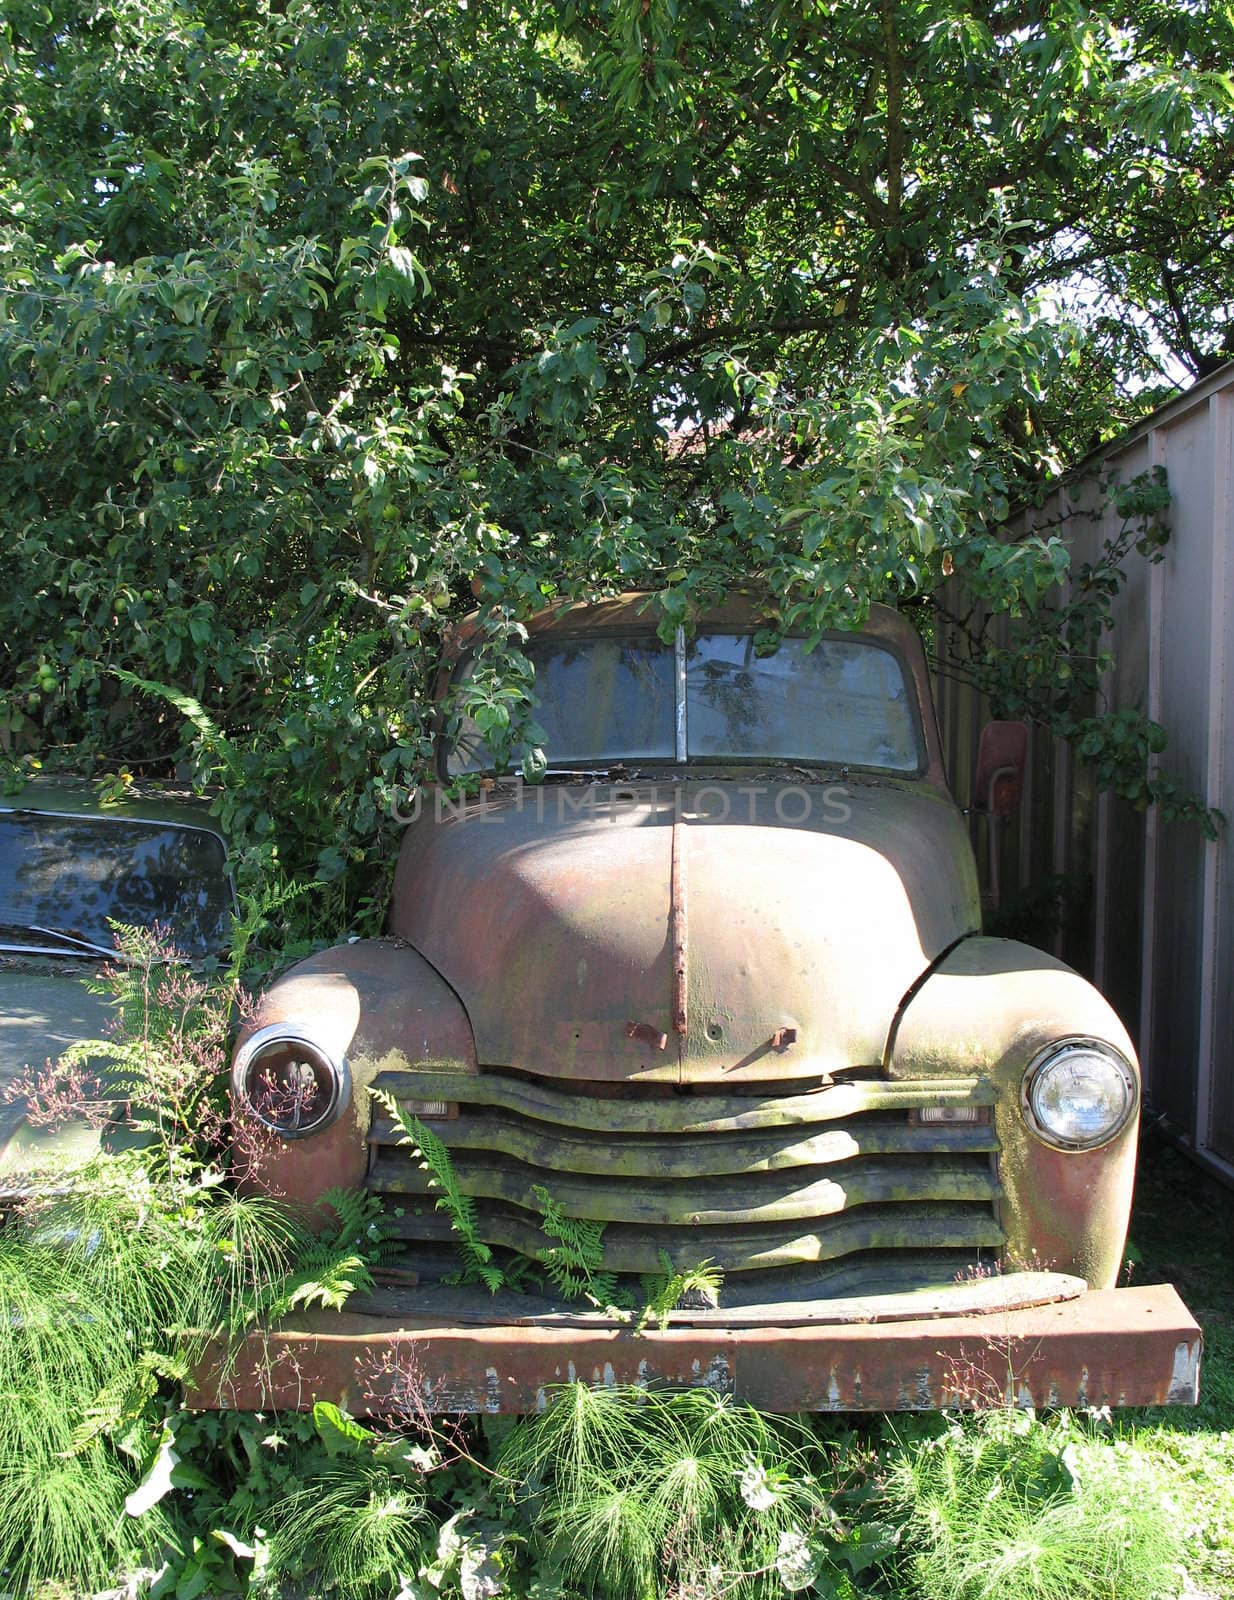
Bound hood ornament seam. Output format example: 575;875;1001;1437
671;815;689;1079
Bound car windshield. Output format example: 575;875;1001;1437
0;813;232;959
449;631;923;774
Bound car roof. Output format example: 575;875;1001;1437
0;777;225;842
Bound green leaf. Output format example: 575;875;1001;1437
312;1401;376;1456
125;1426;180;1517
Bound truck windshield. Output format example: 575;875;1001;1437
449;632;922;774
0;813;232;959
686;634;920;771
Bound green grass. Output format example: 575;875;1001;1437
1119;1131;1234;1596
0;1156;333;1595
882;1409;1185;1600
497;1386;825;1600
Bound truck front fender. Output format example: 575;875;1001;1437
887;937;1138;1290
234;937;475;1212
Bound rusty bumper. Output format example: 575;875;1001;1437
197;1284;1200;1414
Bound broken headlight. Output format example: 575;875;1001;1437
231;1025;351;1140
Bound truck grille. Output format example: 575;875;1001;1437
368;1067;1003;1279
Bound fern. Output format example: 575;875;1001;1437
223;878;318;986
262;1189;391;1317
369;1089;504;1293
532;1184;622;1309
110;667;244;784
639;1252;724;1331
70;1350;191;1457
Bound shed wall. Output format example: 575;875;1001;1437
935;364;1234;1179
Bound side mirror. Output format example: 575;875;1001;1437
974;721;1028;818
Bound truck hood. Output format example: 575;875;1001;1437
390;778;980;1084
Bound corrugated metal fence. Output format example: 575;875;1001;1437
934;362;1234;1182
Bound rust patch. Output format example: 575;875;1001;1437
194;1284;1201;1414
626;1021;668;1051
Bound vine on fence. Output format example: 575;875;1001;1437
936;466;1220;837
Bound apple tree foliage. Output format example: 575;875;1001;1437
1;0;1230;917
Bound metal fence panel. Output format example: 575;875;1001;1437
934;365;1234;1181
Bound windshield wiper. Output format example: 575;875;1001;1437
0;921;120;959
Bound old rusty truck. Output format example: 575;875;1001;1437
223;595;1200;1413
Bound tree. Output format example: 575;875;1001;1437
2;0;1230;918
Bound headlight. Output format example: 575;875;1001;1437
1021;1039;1138;1151
232;1024;351;1140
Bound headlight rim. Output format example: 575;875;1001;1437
231;1022;352;1142
1020;1035;1139;1153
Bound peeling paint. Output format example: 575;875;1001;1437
1167;1340;1201;1404
192;1284;1201;1414
704;1355;732;1391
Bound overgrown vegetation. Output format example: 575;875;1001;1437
936;465;1218;834
0;927;388;1595
884;1410;1183;1600
2;5;1234;1590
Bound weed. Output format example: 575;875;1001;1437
882;1408;1185;1600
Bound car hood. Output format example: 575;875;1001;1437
390;778;980;1083
0;964;115;1181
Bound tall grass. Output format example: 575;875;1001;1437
883;1409;1185;1600
0;1150;374;1593
498;1385;824;1600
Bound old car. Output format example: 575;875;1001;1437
0;780;233;1188
222;596;1200;1413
